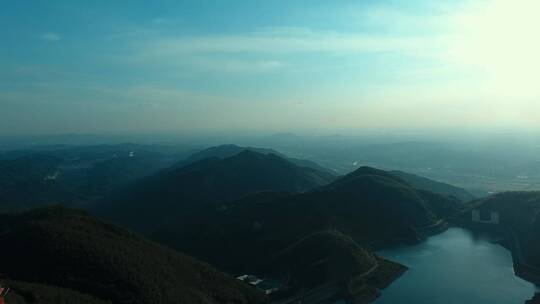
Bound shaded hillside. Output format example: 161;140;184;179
4;280;109;304
271;230;377;288
322;167;464;225
95;150;336;232
530;214;540;266
269;230;406;303
0;146;176;211
0;206;266;304
75;155;166;197
179;144;334;174
390;170;474;202
0;155;82;211
154;166;462;274
526;293;540;304
48;147;174;199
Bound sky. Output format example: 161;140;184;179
1;0;540;135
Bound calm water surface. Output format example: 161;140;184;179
375;227;538;304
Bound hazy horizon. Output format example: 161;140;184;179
2;0;540;135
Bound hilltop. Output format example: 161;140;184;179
95;150;336;232
180;144;333;174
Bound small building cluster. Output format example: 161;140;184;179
237;275;281;295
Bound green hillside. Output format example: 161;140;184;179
95;150;335;232
0;206;266;304
154;166;462;274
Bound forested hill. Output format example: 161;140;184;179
0;206;266;304
95;150;335;233
153;166;464;274
0;145;176;212
0;155;82;211
179;144;333;174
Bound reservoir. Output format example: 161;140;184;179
375;227;538;304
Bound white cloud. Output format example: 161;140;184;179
133;28;433;57
125;26;441;76
40;32;61;42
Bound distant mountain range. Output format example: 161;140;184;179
0;154;83;211
0;142;473;212
0;146;178;211
0;144;336;212
0;206;266;304
178;144;335;174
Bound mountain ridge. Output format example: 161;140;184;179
94;150;336;233
153;165;463;274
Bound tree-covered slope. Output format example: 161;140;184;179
4;280;110;304
269;230;406;303
0;155;82;211
271;230;378;287
0;146;175;211
0;207;266;304
154;166;462;274
95;150;335;232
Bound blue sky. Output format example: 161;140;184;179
1;0;540;135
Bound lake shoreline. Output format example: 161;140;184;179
374;226;538;304
451;220;540;288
